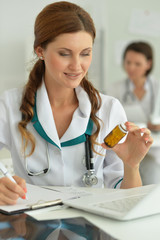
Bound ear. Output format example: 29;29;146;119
146;60;152;70
35;46;44;59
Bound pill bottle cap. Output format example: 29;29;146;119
119;123;127;133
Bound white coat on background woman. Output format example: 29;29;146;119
107;41;160;184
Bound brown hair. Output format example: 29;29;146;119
123;41;153;76
18;1;101;156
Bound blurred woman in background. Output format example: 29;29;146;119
108;41;160;184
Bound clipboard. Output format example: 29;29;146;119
0;184;75;215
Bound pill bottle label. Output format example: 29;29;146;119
104;124;127;148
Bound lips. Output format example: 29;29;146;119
64;72;81;77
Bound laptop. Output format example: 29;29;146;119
63;184;160;221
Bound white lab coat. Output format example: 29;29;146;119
107;77;160;185
107;76;158;123
0;81;127;188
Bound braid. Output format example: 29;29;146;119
81;78;102;153
18;60;45;156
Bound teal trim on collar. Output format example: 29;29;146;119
61;134;86;147
61;118;93;147
31;96;93;148
31;100;60;149
33;121;60;149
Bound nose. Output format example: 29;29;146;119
125;63;136;73
68;56;81;71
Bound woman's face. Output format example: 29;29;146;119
123;50;151;81
36;31;93;89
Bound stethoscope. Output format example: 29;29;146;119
122;78;154;110
25;134;98;187
82;134;98;187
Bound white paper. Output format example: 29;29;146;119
0;184;82;213
43;186;93;198
114;40;131;65
129;9;160;37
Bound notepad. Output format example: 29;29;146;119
0;184;79;215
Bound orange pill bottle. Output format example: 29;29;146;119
104;123;127;148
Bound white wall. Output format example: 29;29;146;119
0;0;107;94
1;0;160;93
105;0;160;89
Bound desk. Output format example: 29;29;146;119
0;212;116;240
0;208;159;240
25;204;160;240
0;186;160;240
25;187;160;240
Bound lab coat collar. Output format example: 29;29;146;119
128;77;149;91
31;81;92;149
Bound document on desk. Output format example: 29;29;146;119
0;183;86;215
43;185;93;198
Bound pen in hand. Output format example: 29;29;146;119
0;162;27;200
0;162;16;183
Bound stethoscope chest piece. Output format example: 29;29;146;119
83;170;98;187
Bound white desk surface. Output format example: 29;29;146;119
27;187;160;240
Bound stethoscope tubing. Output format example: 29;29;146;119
25;135;97;185
85;134;94;170
123;78;155;111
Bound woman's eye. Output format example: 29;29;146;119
81;53;90;56
59;52;70;56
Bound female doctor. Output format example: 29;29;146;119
0;2;152;205
107;41;160;184
107;41;160;130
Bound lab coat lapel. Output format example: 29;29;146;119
33;82;92;148
36;81;61;149
60;86;91;142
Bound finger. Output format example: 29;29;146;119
125;121;139;129
125;121;137;127
0;193;17;205
127;127;142;138
0;177;26;202
101;143;111;150
144;135;154;146
140;128;151;136
125;122;140;134
0;181;18;205
13;176;27;193
8;182;26;200
127;123;151;138
145;140;153;149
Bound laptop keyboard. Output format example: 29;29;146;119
93;194;145;213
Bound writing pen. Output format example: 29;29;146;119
0;162;16;183
0;162;28;200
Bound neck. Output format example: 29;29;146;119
131;76;147;90
44;80;77;108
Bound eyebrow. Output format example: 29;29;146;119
58;47;92;52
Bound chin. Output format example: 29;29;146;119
65;80;82;89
